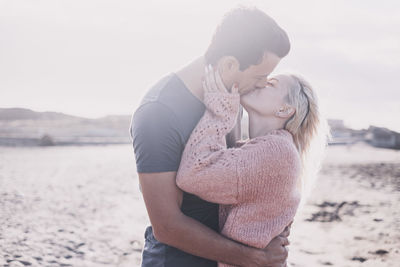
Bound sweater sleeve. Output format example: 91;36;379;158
176;91;242;204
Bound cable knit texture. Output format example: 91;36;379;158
176;92;302;267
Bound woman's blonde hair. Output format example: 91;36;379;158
285;75;320;155
284;74;330;202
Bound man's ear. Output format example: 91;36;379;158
217;56;240;89
218;56;240;74
275;104;295;119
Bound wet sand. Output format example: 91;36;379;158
289;144;400;266
0;145;147;267
0;144;399;266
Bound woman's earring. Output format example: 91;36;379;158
276;107;286;117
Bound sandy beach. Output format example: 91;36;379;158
1;143;399;266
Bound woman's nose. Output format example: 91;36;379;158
255;78;268;89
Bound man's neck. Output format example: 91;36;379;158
176;56;206;102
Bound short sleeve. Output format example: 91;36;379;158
130;102;184;173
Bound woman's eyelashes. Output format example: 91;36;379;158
267;78;280;88
266;81;275;87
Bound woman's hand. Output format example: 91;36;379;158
202;64;241;148
200;64;240;125
203;65;238;94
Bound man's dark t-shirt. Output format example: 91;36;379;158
130;73;219;267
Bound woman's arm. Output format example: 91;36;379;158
176;66;244;204
176;90;242;204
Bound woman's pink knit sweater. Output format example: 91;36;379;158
176;91;301;267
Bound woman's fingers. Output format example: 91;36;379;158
208;65;220;92
202;80;209;94
207;65;220;93
231;84;239;94
214;68;229;93
204;66;213;93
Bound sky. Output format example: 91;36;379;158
1;0;399;131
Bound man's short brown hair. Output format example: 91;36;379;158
205;7;290;71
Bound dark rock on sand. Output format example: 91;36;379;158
351;257;367;262
306;201;367;222
374;249;389;255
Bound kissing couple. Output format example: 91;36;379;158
130;6;327;267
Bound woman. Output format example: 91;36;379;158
176;66;326;267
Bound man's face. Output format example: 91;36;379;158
235;52;281;95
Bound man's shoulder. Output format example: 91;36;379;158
129;75;195;173
134;100;173;118
131;101;180;137
139;73;178;105
139;73;196;110
132;73;182;122
135;73;204;124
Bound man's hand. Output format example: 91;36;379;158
267;224;291;267
264;234;289;267
246;224;291;267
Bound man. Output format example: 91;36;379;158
130;7;291;267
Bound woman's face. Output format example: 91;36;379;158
240;74;295;116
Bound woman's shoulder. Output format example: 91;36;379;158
266;129;293;139
246;129;294;146
244;129;299;159
238;130;301;179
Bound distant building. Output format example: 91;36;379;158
366;126;400;149
328;119;346;131
327;119;365;145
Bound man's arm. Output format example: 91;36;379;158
139;171;289;267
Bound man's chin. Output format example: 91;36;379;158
239;101;250;113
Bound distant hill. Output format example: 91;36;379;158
0;108;132;146
0;108;81;121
